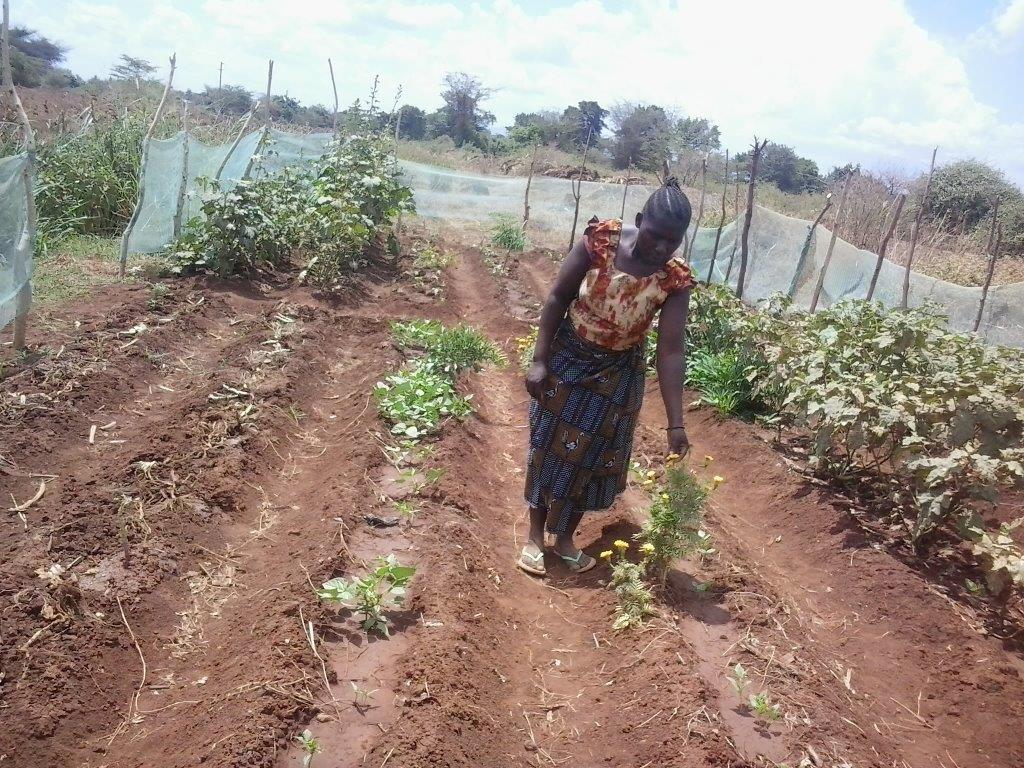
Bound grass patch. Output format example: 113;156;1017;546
31;234;120;306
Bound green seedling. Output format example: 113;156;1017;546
295;729;322;767
727;663;750;697
350;681;378;709
394;500;418;522
317;555;416;637
748;692;783;721
424;467;446;486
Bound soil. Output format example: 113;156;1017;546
2;236;1022;768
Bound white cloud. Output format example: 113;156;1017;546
969;0;1024;52
20;0;1024;183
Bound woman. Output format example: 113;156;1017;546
518;178;695;576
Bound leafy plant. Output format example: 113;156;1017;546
374;366;473;438
490;214;527;252
317;554;416;637
350;681;378;709
636;464;713;582
686;347;761;418
516;326;538;370
172;134;413;285
748;692;782;721
390;320;503;374
607;543;656;630
295;729;323;767
727;663;750;697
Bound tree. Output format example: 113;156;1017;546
927;159;1022;231
110;55;157;81
557;101;607;149
271;94;301;122
826;163;860;183
395;105;427;140
674;116;720;153
609;102;674;171
509;111;561;146
735;142;823;193
437;72;495;148
191;84;253;115
9;26;71;87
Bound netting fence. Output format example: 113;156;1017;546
3;125;1023;348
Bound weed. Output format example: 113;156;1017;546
317;554;416;637
148;283;171;310
391;320;503;375
295;729;323;767
490;214;527;252
394;500;419;522
686;347;761;418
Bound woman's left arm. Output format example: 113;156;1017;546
655;288;691;456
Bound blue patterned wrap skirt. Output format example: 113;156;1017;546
525;318;646;535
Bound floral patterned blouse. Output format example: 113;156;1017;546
568;217;695;351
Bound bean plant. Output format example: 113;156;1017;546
685;285;1024;594
317;555;416;637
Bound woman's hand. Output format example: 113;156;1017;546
525;361;550;400
667;426;690;457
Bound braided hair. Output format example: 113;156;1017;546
642;176;692;232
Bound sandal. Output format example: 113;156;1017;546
516;542;547;576
559;550;597;574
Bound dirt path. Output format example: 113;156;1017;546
3;239;1022;768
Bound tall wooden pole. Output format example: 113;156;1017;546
974;204;1002;333
787;195;832;299
705;150;729;285
3;0;36;349
119;53;176;278
523;143;539;231
736;137;767;301
243;60;273;180
810;171;854;312
215;101;258;182
328;58;339;136
866;192;906;300
685;155;707;262
900;146;937;309
725;177;741;282
620;158;632;220
568;126;594;250
172;99;190;238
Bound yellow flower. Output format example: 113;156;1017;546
646;470;656;477
661;493;670;501
702;454;714;466
613;539;629;551
711;475;725;489
599;550;613;560
640;542;655;554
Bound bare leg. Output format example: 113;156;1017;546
551;510;584;557
528;505;547;549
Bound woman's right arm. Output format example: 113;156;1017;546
525;238;593;399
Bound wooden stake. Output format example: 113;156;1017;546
900;146;937;309
172;100;190;238
974;204;1002;333
215;101;258;182
568;126;594;250
725;177;742;282
620;159;633;220
3;0;37;349
242;60;273;180
787;192;832;299
119;53;176;277
866;192;906;300
328;58;339;135
523;143;539;231
736;137;768;301
810;171;855;312
705;150;729;285
216;61;223;115
685;155;708;262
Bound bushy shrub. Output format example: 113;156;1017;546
171;134;413;285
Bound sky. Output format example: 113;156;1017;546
19;0;1024;184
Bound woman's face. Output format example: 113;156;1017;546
632;213;685;267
